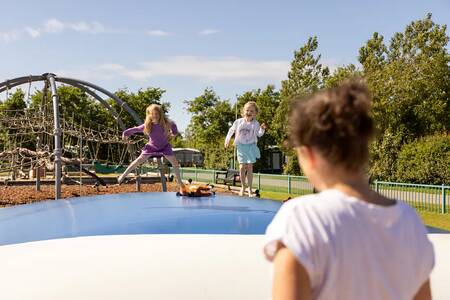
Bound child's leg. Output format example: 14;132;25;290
118;155;148;184
164;155;185;188
239;163;246;196
247;163;254;196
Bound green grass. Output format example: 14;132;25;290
418;211;450;231
260;191;303;201
260;190;450;231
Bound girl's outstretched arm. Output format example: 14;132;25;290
170;121;179;136
122;124;145;139
256;121;266;137
224;120;238;148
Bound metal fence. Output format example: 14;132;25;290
175;167;449;214
372;181;449;214
176;168;314;195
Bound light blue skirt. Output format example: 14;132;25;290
236;143;260;164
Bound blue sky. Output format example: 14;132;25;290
0;0;449;132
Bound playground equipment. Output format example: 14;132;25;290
0;73;167;198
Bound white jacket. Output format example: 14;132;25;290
225;118;265;145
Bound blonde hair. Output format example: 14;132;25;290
241;101;260;118
144;104;172;137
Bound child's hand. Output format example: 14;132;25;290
122;134;128;141
224;142;228;149
261;123;268;130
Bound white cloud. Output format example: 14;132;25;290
69;21;105;33
44;18;65;33
55;67;118;82
127;56;289;82
198;29;219;36
0;30;20;43
147;30;172;37
57;56;290;84
24;27;41;38
98;64;127;71
1;18;109;43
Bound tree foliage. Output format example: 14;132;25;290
273;36;330;174
396;134;450;184
0;89;26;116
359;13;450;180
184;88;235;169
112;87;168;128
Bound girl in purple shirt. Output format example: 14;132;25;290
118;104;185;193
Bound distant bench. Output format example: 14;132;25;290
215;169;241;187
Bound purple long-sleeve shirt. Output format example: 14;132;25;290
123;122;178;156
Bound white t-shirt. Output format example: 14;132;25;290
264;189;435;300
225;118;265;145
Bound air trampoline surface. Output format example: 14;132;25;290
0;192;281;245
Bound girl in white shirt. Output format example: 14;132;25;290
225;101;267;197
264;80;434;300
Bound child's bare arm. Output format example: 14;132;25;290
413;280;432;300
272;244;312;300
257;122;267;137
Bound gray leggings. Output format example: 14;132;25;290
118;154;183;186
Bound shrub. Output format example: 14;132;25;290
396;134;450;184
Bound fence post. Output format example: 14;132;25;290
195;168;198;182
213;170;216;183
257;173;261;190
288;175;291;194
375;180;379;193
180;167;184;180
442;184;447;214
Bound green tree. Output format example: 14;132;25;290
274;36;330;174
170;135;187;148
396;134;450;184
58;86;109;127
324;64;361;88
184;88;235;169
112;87;168;128
0;89;27;116
0;89;28;150
359;14;450;181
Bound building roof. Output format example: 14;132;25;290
172;148;202;153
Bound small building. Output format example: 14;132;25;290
170;148;204;167
260;146;285;174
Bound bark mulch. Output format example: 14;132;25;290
0;182;233;207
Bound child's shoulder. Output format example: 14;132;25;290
278;193;330;217
282;191;341;209
232;118;244;125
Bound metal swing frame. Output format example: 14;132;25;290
0;73;167;199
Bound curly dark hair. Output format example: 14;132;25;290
288;79;374;171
